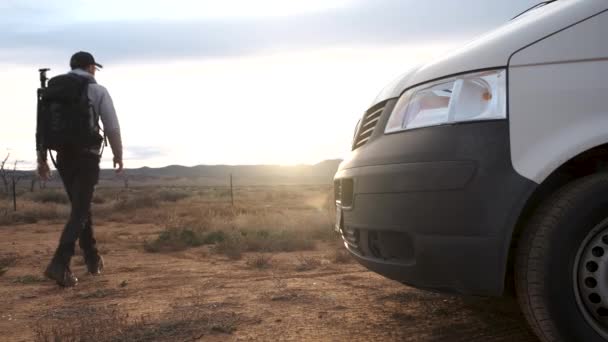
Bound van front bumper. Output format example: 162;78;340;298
334;117;536;296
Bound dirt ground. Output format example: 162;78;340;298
0;222;538;341
0;185;539;341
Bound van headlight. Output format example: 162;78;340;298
385;69;506;133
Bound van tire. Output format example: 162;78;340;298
515;173;608;342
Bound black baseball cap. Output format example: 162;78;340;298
70;51;103;70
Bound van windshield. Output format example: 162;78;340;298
511;0;558;20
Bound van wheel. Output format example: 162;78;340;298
516;173;608;342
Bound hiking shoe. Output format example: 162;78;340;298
44;260;78;287
84;252;104;275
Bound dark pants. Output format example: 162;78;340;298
55;151;100;259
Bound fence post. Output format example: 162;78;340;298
12;178;16;211
230;174;234;207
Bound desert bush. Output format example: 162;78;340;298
28;190;69;204
246;253;273;269
92;194;105;204
213;228;315;259
113;193;158;211
144;226;205;253
93;202;121;220
331;249;354;264
295;255;322;271
242;229;315;252
202;230;227;244
147;223;318;257
13;275;46;284
0;202;66;225
233;208;333;236
89;185;337;252
19;204;65;222
202;204;251;219
306;226;340;242
34;306;240;342
215;231;245;260
157;189;190;202
0;253;17;276
207;188;231;200
0;209;12;226
34;309;132;342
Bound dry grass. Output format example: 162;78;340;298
2;184;340;270
295;255;322;271
1;184;336;228
331;249;354;264
25;189;69;204
157;188;191;202
143;227;206;253
0;201;67;225
0;184;539;342
215;231;246;259
0;253;18;276
130;185;338;258
113;193;158;211
246;253;273;269
13;275;46;284
33;304;243;342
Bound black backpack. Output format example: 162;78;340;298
36;74;103;152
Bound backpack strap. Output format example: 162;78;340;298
84;82;108;158
68;73;106;157
48;150;58;169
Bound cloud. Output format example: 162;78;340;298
0;0;537;65
123;146;167;161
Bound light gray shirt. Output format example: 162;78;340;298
68;69;120;134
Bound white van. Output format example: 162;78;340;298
333;0;608;340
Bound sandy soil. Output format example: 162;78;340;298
0;222;538;341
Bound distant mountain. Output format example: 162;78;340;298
96;159;343;186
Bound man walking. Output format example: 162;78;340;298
38;51;123;287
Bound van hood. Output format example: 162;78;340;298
373;0;607;104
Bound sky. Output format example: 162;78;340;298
0;0;539;169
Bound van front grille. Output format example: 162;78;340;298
352;103;386;150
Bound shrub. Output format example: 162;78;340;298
295;255;322;272
307;227;340;242
331;249;353;264
215;232;245;260
144;227;205;253
34;307;241;342
213;228;315;259
19;205;64;222
202;230;227;244
28;190;69;204
158;189;190;202
92;194;106;204
113;193;158;211
0;202;65;225
0;254;17;276
242;229;315;253
246;254;273;269
34;308;130;342
13;275;46;284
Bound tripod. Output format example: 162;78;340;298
36;68;50;162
